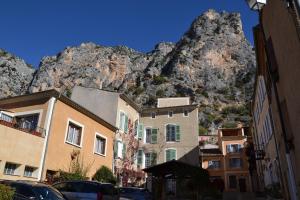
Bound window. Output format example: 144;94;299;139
4;163;17;175
145;128;158;144
145;128;152;143
16;114;39;130
229;158;243;168
114;140;124;159
226;144;242;153
183;110;189;117
168;111;173;118
137;149;144;167
166;149;176;162
229;175;237;189
166;179;176;194
208;160;221;169
166;124;180;142
119;112;128;133
137;124;144;140
24;166;36;177
145;152;157;168
95;134;107;156
0;112;13;122
151;112;156;119
66;121;83;146
134;120;138;136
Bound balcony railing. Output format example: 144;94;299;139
0;114;46;138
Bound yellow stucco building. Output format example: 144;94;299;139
0;90;117;181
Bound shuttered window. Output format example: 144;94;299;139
151;129;158;144
145;152;157;168
138;124;144;140
166;149;176;162
166;124;180;142
137;149;143;166
119;112;129;133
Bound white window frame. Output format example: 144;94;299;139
165;148;177;162
94;132;107;157
144;126;152;144
168;111;173;118
4;162;20;176
23;166;38;178
64;118;84;148
183;110;189;117
165;123;177;143
119;110;126;132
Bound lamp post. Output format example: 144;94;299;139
246;0;267;11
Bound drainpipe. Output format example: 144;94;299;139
37;97;56;181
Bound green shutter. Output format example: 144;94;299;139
151;128;158;144
166;149;171;162
137;150;143;165
171;149;176;160
175;125;180;141
124;115;128;133
114;141;118;158
151;152;157;165
138;124;144;140
122;143;126;159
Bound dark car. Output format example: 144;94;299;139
53;180;119;200
0;180;66;200
119;187;151;200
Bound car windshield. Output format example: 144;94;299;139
32;186;65;200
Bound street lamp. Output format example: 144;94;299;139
246;0;267;10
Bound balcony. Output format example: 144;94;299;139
0;113;45;138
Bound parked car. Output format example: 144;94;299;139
53;180;119;200
0;180;66;200
119;187;151;200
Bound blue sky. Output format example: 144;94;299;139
0;0;258;67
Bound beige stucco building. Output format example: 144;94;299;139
0;90;116;181
139;97;199;168
71;86;143;186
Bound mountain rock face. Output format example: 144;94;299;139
0;49;35;98
1;10;256;133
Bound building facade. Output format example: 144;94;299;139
138;97;199;169
200;127;251;192
71;86;143;186
250;0;300;199
0;90;116;181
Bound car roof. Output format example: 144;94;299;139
0;180;49;187
53;180;102;185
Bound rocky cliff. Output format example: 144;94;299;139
0;49;35;98
0;10;256;133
